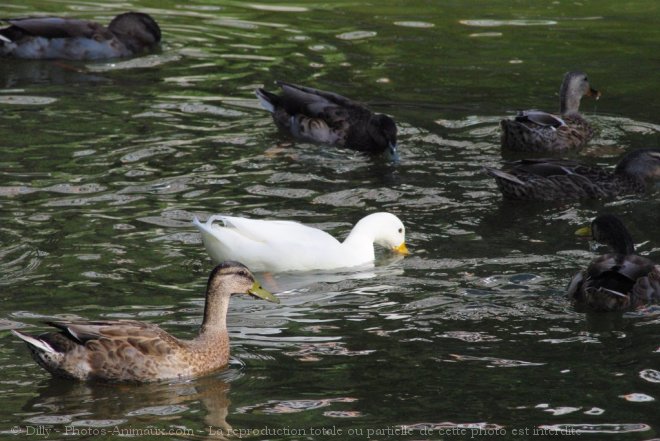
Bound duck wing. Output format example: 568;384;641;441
276;81;363;115
486;158;616;200
4;17;104;39
514;110;565;129
505;158;585;176
209;215;341;248
577;254;658;311
44;320;181;354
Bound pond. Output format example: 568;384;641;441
1;0;659;440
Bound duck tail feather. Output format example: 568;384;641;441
255;88;276;113
11;329;56;354
483;167;526;186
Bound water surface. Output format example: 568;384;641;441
1;0;659;440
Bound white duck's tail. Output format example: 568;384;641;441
192;215;229;235
11;329;56;354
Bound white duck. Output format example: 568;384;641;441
192;212;409;272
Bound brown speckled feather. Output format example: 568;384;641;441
485;149;660;201
500;71;599;152
0;13;160;60
12;261;278;382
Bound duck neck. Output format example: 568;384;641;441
199;293;230;337
341;226;376;264
560;90;580;115
608;231;635;255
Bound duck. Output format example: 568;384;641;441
567;214;660;312
11;261;279;382
500;71;600;152
0;12;160;60
484;148;660;200
255;81;399;159
193;212;409;273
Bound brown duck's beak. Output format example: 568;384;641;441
248;281;280;303
587;88;601;100
575;225;592;238
392;242;410;255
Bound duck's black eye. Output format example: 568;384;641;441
238;270;249;278
398;228;403;233
583;76;588;82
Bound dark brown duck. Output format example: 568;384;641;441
567;215;660;312
256;81;398;158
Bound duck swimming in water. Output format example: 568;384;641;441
193;212;409;273
567;215;660;312
0;12;161;60
500;71;600;152
485;149;660;201
11;262;279;382
256;81;398;159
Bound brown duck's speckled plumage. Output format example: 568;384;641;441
255;81;398;155
567;215;660;312
484;149;660;201
12;261;278;382
0;12;160;60
500;71;600;152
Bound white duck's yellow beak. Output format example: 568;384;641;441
392;242;410;255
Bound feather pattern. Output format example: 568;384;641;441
0;12;160;60
256;81;398;156
567;215;660;311
485;149;660;201
193;213;408;273
12;262;278;382
500;71;600;152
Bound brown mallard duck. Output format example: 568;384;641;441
11;261;279;382
256;81;398;159
484;148;660;200
500;71;600;152
0;12;160;60
567;215;660;312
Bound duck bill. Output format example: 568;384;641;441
387;142;400;162
575;226;592;237
248;281;280;303
392;242;410;255
587;88;601;100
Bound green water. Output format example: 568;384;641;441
1;0;659;440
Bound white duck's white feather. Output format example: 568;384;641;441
193;213;407;272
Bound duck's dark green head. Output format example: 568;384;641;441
369;114;398;160
576;214;635;255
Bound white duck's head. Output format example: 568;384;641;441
349;212;409;255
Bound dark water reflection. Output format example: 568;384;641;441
1;0;659;439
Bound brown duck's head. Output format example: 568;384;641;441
207;261;279;303
369;114;398;159
559;71;600;114
108;12;161;53
614;148;660;182
576;214;635;255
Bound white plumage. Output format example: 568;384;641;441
193;213;408;272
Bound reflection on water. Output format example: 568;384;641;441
20;373;233;432
1;0;659;439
